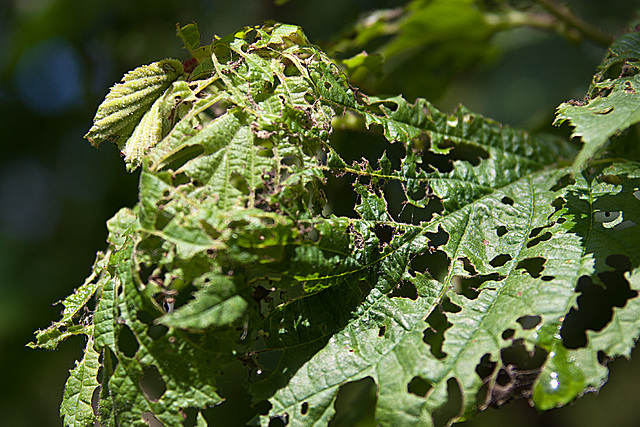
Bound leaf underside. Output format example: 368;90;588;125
31;23;640;427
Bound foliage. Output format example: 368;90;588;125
29;9;640;427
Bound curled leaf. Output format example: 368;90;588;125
85;58;184;148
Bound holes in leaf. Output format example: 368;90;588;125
181;408;204;426
600;174;624;185
515;257;546;278
551;173;576;192
425;226;449;248
460;256;478;275
330;377;377;427
501;340;547;371
412;250;450;283
397;200;438;225
561;258;638;349
141;412;163;426
441;298;461;313
525;232;552;248
597;350;609;366
594;210;620;223
407;376;432;397
139;366;166;402
324;173;358;218
421;140;489;173
378;325;386;337
91;386;100;414
476;353;496;382
502;328;515;340
501;196;514;206
381;101;398;112
255;401;272;415
478;341;547;409
283;63;300;77
406;181;427;200
117;324;139;358
281;156;301;167
373;223;394;247
496;225;508;237
160;145;205;172
489;254;511;267
423;306;451;359
516;315;541;330
541;275;555;281
389;280;418;300
551;196;565;213
323;81;332;90
595;106;614;115
268;413;289;427
432;378;462;427
147;324;169;341
300;402;309;415
452;272;503;300
230;172;250;196
137;311;168;341
255;139;274;157
529;226;544;238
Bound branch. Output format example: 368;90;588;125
533;0;614;46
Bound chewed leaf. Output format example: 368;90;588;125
34;21;640;427
555;75;640;171
85;58;184;148
555;32;640;171
60;336;100;427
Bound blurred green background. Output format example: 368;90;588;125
1;0;640;425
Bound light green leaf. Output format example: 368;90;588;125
556;75;640;171
60;336;100;427
85;58;184;149
555;32;640;171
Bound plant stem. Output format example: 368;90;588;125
533;0;614;46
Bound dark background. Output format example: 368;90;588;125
1;0;639;425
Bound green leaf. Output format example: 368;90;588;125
35;22;640;427
60;336;100;427
84;58;184;150
556;75;640;171
555;32;640;171
28;253;104;350
177;22;212;65
177;22;201;55
158;275;249;330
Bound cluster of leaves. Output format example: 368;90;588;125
30;18;640;427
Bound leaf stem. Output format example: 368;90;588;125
532;0;614;46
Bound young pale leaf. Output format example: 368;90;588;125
84;58;184;149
